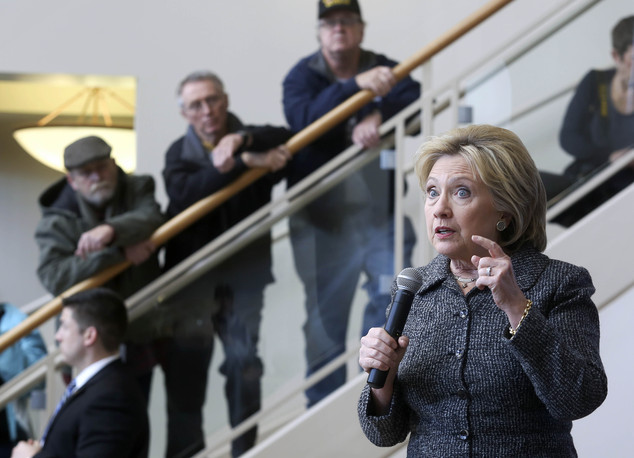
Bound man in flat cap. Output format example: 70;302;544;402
34;135;164;398
282;0;420;407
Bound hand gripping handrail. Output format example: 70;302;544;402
0;0;513;353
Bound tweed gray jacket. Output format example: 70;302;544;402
358;247;607;457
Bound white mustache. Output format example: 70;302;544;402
89;182;112;193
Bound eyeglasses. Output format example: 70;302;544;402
70;159;113;180
183;95;224;114
318;16;362;29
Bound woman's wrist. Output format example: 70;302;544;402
509;299;532;336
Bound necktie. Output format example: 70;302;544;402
40;379;76;445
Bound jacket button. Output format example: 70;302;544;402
459;308;468;319
459;429;469;440
455;349;464;359
457;388;468;399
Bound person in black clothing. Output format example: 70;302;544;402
553;15;634;226
159;70;291;458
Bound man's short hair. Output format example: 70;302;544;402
62;288;128;353
612;15;634;57
176;70;225;107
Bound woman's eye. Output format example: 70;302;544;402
456;188;470;198
427;188;439;198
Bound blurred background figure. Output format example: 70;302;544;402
283;0;420;408
553;15;634;226
161;70;291;458
34;135;163;397
0;302;47;458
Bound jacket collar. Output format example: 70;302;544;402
308;48;378;83
416;246;548;296
39;167;128;220
181;112;244;166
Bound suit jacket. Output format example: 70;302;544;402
358;247;607;457
36;359;149;458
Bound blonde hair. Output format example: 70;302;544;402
414;124;547;253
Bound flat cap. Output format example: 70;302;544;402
64;136;112;170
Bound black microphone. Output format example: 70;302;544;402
367;267;423;389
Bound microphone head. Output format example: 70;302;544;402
396;267;423;293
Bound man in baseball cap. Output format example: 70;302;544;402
282;1;420;408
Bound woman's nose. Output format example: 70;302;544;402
433;193;452;218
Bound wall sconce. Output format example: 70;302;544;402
13;87;136;173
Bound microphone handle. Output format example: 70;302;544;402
366;289;414;389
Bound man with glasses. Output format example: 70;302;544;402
160;71;291;457
282;0;420;407
35;135;163;401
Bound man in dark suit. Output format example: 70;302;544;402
11;288;149;458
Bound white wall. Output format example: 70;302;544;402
545;183;634;457
573;287;634;458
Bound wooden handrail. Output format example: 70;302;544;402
0;0;513;353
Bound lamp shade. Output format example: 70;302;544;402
14;126;136;173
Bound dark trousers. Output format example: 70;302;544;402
152;277;265;458
290;197;415;407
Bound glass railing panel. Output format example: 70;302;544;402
0;347;68;452
0;381;47;448
402;132;433;268
139;146;422;456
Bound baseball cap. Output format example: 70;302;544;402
318;0;362;19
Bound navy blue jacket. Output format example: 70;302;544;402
283;49;421;187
